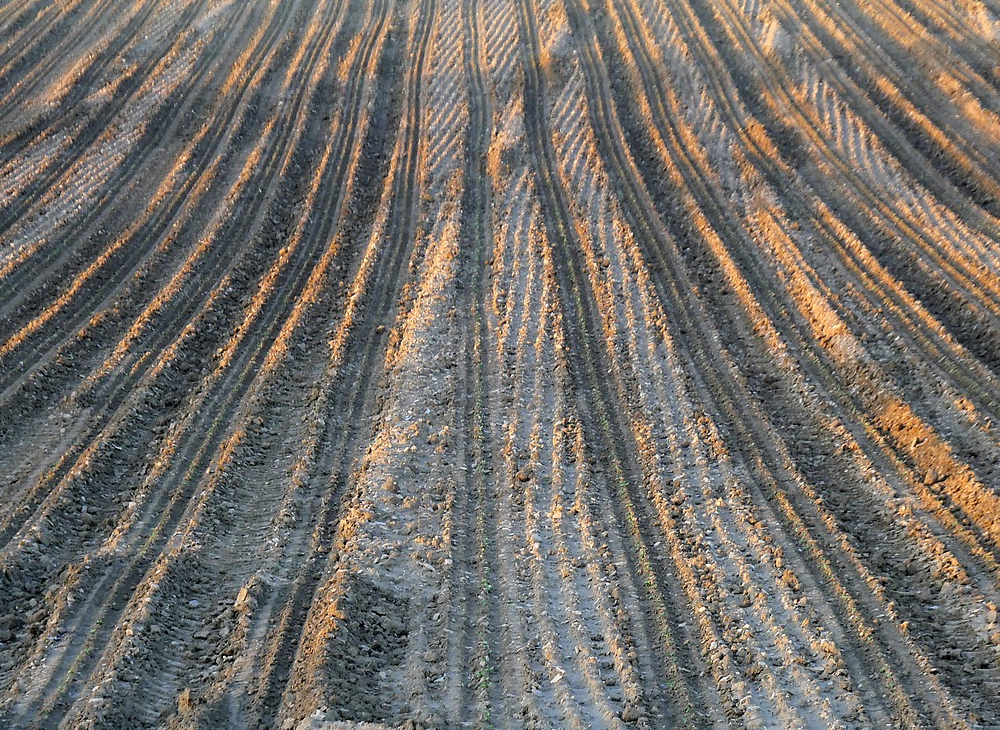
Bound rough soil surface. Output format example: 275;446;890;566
1;0;1000;728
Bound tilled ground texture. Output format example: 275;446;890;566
1;0;1000;728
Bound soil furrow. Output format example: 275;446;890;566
605;0;1000;581
35;9;371;719
216;0;434;724
580;0;1000;720
544;0;960;723
787;0;1000;216
0;0;255;320
704;0;998;352
0;0;187;200
0;0;310;546
0;1;244;321
511;0;719;724
187;0;406;723
3;0;999;725
449;0;503;722
0;0;361;707
601;0;1000;544
0;0;120;118
680;0;1000;378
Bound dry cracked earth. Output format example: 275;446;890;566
1;0;1000;728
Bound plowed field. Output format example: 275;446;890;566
2;0;1000;728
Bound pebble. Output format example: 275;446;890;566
236;586;254;611
177;688;193;714
189;599;200;609
621;705;642;723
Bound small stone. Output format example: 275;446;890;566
235;587;252;610
986;608;997;624
189;599;200;609
621;705;642;723
177;688;193;714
